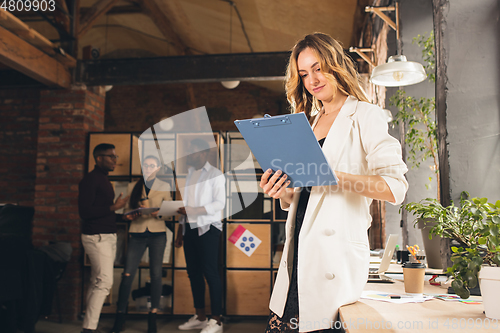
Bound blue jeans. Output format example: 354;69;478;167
116;231;166;312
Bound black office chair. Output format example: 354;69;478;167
39;242;73;323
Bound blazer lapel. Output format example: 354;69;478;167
148;178;164;200
320;96;357;171
302;96;358;229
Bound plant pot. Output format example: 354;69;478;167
478;266;500;320
417;218;443;269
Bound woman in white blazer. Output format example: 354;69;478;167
261;33;409;332
111;155;172;333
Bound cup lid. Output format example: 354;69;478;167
403;262;426;268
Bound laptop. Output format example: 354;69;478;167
367;234;399;282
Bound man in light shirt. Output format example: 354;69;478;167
175;138;225;333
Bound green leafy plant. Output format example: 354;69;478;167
390;32;438;194
404;192;500;299
414;31;435;83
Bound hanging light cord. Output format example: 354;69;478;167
220;0;254;53
105;15;109;55
229;2;233;53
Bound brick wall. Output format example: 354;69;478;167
33;87;105;321
0;89;40;206
1;81;286;321
105;82;288;132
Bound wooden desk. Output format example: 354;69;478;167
339;281;498;332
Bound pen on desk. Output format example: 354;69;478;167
389;295;401;299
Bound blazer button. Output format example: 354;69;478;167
325;272;335;280
324;229;335;236
282;260;287;267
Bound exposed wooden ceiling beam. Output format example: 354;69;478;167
15;4;142;19
0;25;71;88
77;52;291;86
81;4;143;16
139;0;187;55
53;0;71;35
0;9;76;67
77;0;120;38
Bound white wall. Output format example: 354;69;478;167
444;0;500;202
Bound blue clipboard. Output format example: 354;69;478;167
234;113;337;187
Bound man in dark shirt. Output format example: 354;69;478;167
79;143;137;333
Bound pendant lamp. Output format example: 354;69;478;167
221;81;240;89
370;55;426;87
221;1;240;90
362;3;427;87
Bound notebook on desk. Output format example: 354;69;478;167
368;234;398;282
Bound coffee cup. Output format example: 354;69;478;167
402;262;426;296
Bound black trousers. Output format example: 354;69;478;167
183;225;222;316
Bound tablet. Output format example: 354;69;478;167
123;207;159;216
234;113;337;187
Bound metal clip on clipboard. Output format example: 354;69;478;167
250;114;292;127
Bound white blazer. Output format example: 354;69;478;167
269;96;409;332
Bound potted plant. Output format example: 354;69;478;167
404;192;500;319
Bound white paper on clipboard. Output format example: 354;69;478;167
157;200;184;219
234;113;337;187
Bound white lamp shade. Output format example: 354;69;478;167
221;80;240;89
370;55;426;87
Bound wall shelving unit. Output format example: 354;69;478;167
82;131;287;316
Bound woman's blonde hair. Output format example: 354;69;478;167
285;33;369;121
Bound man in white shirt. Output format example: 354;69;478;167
175;138;225;333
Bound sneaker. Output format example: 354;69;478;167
178;315;208;330
200;319;223;333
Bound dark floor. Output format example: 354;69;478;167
35;315;268;333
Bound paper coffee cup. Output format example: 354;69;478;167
403;262;426;296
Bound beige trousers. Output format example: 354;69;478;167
81;233;117;330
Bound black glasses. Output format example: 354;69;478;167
142;163;159;169
99;154;119;160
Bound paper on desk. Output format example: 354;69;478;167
361;291;434;304
157;200;184;219
428;294;482;304
383;273;450;283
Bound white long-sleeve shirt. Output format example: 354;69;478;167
180;161;226;236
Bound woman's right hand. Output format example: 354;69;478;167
260;169;293;205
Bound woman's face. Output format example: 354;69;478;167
297;47;336;103
142;158;160;180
